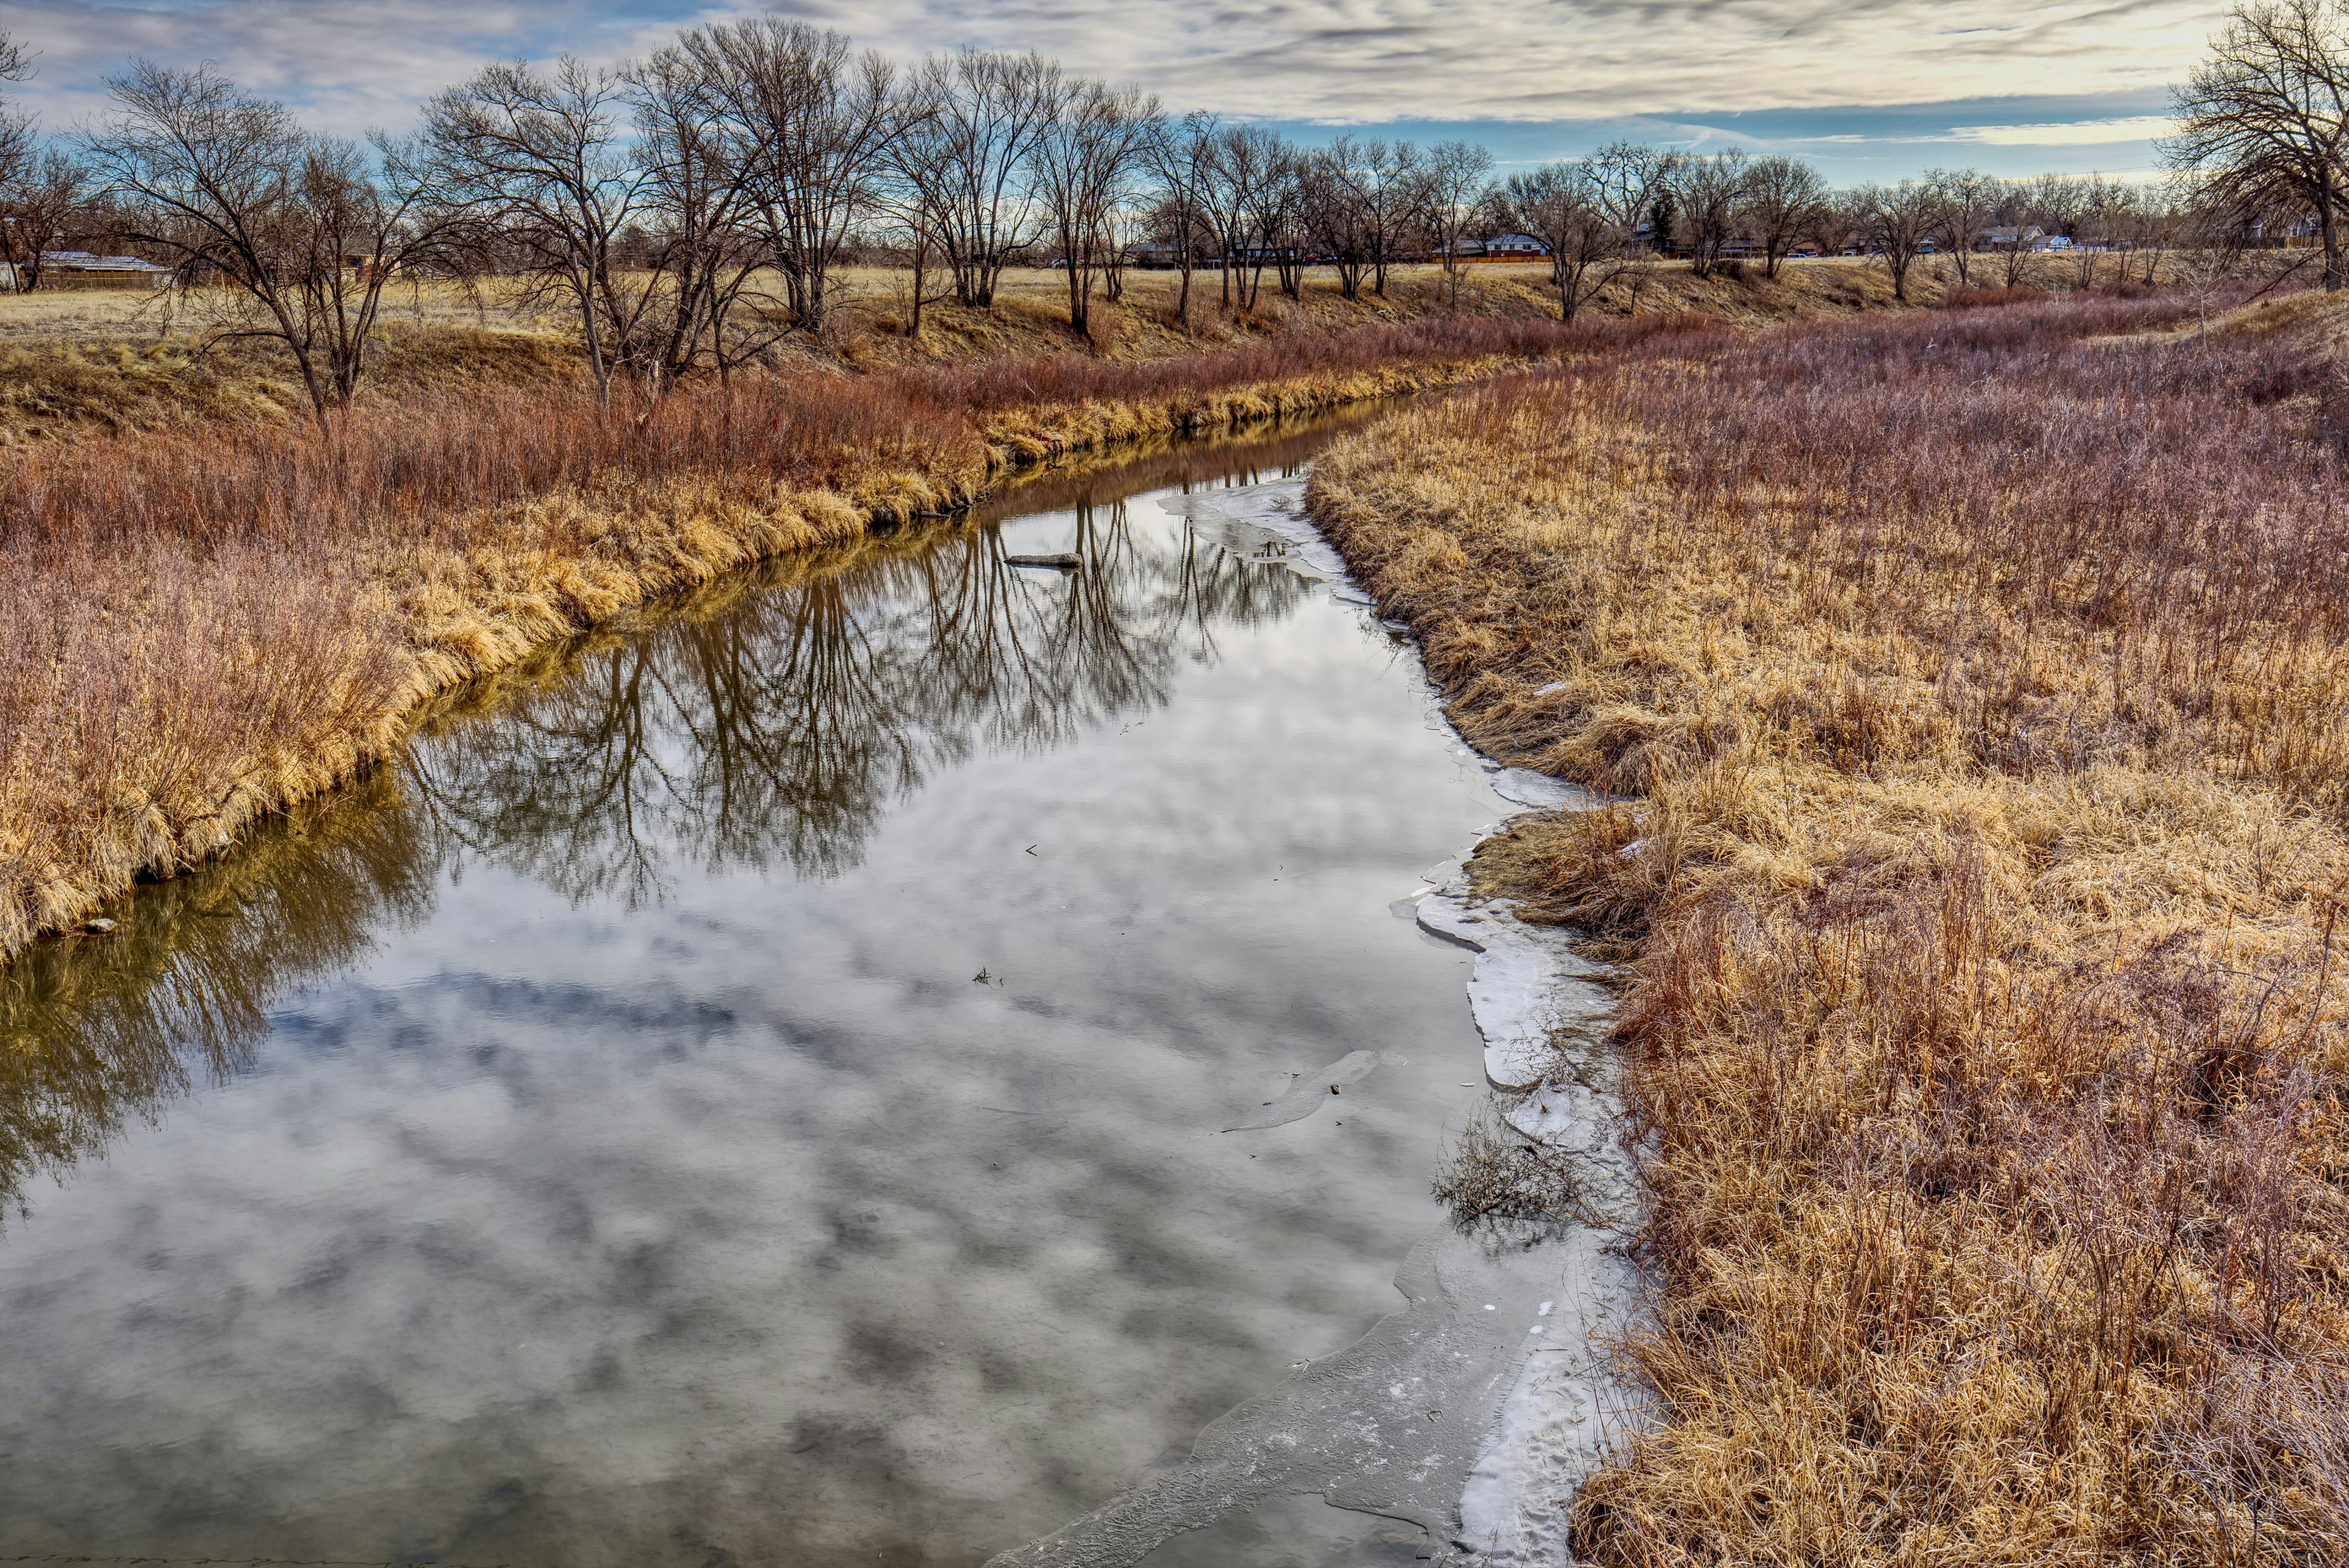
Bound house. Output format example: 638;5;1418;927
1481;233;1550;261
1980;225;2048;252
0;250;177;290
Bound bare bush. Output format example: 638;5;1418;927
89;60;462;420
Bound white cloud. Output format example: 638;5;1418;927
1945;114;2177;145
0;0;2230;137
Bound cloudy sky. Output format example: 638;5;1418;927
0;0;2227;180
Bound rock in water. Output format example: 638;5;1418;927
1005;553;1082;570
83;917;117;934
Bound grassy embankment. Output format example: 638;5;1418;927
0;259;1923;441
15;247;1885;964
1307;286;2349;1562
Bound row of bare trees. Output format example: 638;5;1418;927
0;0;2330;421
1489;149;2206;312
0;23;1189;415
16;28;1529;415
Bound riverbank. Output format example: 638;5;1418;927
1305;285;2349;1562
0;257;2247;964
2;310;1738;966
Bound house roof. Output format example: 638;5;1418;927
40;250;174;272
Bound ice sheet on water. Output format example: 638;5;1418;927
1220;1050;1407;1132
983;1225;1572;1568
1488;767;1600;812
1161;478;1353;583
1412;888;1609;1092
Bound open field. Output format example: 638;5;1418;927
1307;285;2349;1563
0;257;1974;441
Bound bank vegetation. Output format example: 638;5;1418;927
1309;284;2349;1562
0;307;1702;963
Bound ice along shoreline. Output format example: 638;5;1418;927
987;471;1650;1566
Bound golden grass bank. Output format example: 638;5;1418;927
1306;287;2349;1564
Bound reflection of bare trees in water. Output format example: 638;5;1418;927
0;431;1327;1218
409;493;1306;904
0;774;435;1220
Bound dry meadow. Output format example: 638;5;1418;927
1309;283;2349;1563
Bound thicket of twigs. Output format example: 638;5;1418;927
1308;283;2349;1562
0;310;1645;962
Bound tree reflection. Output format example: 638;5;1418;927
0;773;435;1221
408;488;1307;904
0;428;1335;1212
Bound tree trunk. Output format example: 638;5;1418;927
908;235;929;339
2323;184;2342;292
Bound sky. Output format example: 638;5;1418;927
0;0;2231;182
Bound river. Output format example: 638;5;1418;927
0;412;1570;1567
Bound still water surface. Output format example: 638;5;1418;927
0;417;1522;1567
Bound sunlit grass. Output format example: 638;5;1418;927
1308;283;2349;1562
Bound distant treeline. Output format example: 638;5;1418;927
0;7;2313;414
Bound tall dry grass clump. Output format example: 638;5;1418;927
1307;286;2349;1563
0;310;1658;961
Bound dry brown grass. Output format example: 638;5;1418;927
0;259;1942;441
0;308;1699;963
1306;284;2349;1564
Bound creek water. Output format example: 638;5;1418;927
0;413;1546;1568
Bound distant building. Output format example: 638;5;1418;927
1980;226;2049;252
0;251;177;290
1482;233;1550;260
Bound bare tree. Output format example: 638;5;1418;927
1206;124;1287;309
1741;153;1826;276
1421;138;1493;304
624;40;765;383
88;60;463;421
1926;167;2000;283
1499;161;1621;321
1674;145;1749;277
1251;142;1310;303
1297;138;1354;299
0;31;31;211
2067;174;2133;285
1584;141;1678;309
1590;142;1677;255
1808;197;1867;263
685;21;909;336
1032;76;1156;338
1362;138;1423;295
0;149;89;292
1142;110;1217;325
424;58;647;402
1299;138;1377;299
2123;182;2192;282
1984;178;2045;286
2168;0;2349;290
891;49;1058;308
1850;179;1940;300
